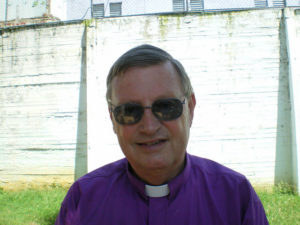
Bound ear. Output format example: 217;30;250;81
187;93;196;127
109;107;117;134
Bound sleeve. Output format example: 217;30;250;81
241;180;269;225
55;182;81;225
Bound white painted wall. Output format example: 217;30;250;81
1;8;299;190
284;8;300;193
0;22;85;186
86;9;294;186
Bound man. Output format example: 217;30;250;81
56;45;269;225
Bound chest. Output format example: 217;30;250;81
78;190;240;225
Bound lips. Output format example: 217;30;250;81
136;139;167;146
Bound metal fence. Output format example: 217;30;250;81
1;0;299;28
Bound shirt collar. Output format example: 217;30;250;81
145;184;170;197
126;153;191;200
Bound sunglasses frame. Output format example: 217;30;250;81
109;98;186;125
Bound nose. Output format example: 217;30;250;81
139;108;161;135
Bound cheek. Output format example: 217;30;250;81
169;115;191;142
166;120;188;140
115;126;135;145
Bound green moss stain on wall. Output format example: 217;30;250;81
158;15;170;39
157;14;185;39
176;16;183;30
82;19;95;28
226;12;234;38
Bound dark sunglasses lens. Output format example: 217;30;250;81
152;99;183;121
114;103;143;125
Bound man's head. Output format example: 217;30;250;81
106;45;196;185
106;44;193;102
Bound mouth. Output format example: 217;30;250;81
137;139;167;147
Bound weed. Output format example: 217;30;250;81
274;181;295;194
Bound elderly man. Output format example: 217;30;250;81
56;45;269;225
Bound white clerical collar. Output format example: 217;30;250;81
145;184;170;197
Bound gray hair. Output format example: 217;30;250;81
106;44;193;102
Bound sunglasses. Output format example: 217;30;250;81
110;98;186;125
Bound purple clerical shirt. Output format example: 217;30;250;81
55;153;269;225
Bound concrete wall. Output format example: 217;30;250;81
0;21;85;187
284;8;300;193
0;8;299;190
86;9;293;187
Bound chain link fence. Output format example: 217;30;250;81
1;0;300;28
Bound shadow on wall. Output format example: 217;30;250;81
75;26;88;180
275;15;293;185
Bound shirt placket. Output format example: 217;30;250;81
148;197;168;225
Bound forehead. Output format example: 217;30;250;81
111;62;184;104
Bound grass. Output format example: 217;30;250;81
259;192;300;225
0;185;68;225
257;182;300;225
0;183;299;225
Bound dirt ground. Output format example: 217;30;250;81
0;175;73;191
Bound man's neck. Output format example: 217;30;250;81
129;161;186;186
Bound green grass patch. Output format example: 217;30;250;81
0;186;68;225
257;182;300;225
258;191;300;225
0;184;299;225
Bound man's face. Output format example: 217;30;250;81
110;61;195;184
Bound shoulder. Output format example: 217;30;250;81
189;154;244;176
188;154;250;188
71;158;128;194
186;154;268;223
56;159;129;224
188;154;257;203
